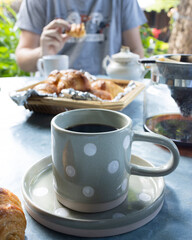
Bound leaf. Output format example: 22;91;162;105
0;46;8;53
145;0;180;12
140;24;168;58
0;4;29;77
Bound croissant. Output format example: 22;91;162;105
90;88;113;100
45;70;63;85
33;82;58;94
33;70;62;94
66;23;86;38
91;79;124;98
57;70;91;93
0;188;26;240
33;69;126;100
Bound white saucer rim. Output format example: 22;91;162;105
23;199;164;237
22;154;164;221
21;154;165;235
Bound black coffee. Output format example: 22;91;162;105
66;123;117;133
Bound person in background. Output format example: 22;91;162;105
15;0;147;75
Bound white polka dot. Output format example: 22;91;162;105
121;178;128;192
84;143;97;156
108;160;119;174
139;192;152;202
66;165;76;177
54;208;69;217
123;135;130;149
33;187;48;197
112;213;126;219
82;186;95;197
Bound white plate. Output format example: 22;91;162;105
22;155;165;237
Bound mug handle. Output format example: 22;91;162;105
129;132;180;177
37;58;44;76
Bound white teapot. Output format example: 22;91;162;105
102;46;147;80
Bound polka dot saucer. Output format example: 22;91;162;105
22;155;165;238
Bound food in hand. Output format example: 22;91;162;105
66;23;86;38
0;188;26;240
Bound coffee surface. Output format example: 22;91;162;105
66;123;117;133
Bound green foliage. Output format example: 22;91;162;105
0;3;172;77
145;0;180;12
140;23;169;78
0;5;29;77
140;24;169;58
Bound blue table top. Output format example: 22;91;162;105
0;77;192;240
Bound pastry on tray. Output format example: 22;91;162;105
0;188;26;240
91;79;124;100
33;69;125;100
57;70;91;93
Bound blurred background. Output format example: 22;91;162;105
0;0;191;77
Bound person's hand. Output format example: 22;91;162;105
40;18;71;56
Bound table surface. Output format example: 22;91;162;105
0;77;192;240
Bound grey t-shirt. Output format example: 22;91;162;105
16;0;147;74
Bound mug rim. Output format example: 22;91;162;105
51;109;132;135
42;55;69;60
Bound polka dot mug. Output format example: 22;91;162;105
51;109;180;213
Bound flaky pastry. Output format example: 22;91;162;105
33;70;63;94
57;70;91;93
46;70;63;85
90;88;113;100
33;82;58;94
33;69;125;100
91;79;124;99
0;188;26;240
66;23;86;38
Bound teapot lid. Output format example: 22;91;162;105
112;46;140;62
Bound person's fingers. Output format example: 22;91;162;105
41;35;64;55
42;35;60;44
44;18;71;31
40;31;70;55
61;33;71;42
40;20;72;55
42;28;63;43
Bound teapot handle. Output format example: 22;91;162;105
102;55;111;70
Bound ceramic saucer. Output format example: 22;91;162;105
22;155;165;238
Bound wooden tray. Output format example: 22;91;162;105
17;78;145;114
